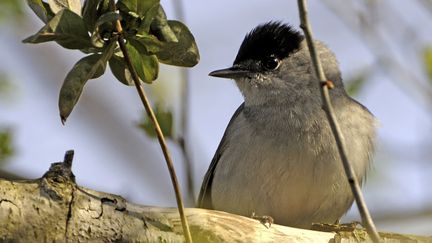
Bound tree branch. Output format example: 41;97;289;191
296;1;380;242
0;170;24;180
2;158;429;242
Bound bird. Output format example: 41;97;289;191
197;21;376;229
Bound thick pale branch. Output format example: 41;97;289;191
1;160;430;242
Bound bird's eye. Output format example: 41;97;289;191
263;56;280;70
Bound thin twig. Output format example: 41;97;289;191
322;0;432;109
296;1;381;242
172;0;196;204
109;2;193;242
63;150;74;169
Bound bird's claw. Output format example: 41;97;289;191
251;212;274;228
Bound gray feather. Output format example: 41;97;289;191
197;103;245;208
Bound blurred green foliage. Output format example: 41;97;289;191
0;0;24;23
0;0;21;164
422;46;432;82
345;71;369;97
0;129;14;163
0;74;16;164
137;104;173;139
0;72;16;101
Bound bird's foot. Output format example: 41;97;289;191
251;212;274;228
311;221;362;232
338;221;363;229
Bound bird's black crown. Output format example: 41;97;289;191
233;22;304;65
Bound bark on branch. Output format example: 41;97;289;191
0;157;430;242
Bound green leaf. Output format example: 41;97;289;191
82;0;101;31
43;2;55;19
423;46;432;82
59;40;117;123
48;0;81;16
90;32;105;48
101;36;118;60
150;5;177;42
137;105;173;139
155;20;200;67
95;12;121;28
23;9;92;50
138;2;160;34
109;53;134;86
59;54;105;123
26;0;45;17
90;12;121;48
117;0;159;17
126;41;159;83
27;0;55;23
127;35;162;55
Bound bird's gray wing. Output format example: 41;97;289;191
197;103;245;209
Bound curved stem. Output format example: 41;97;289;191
297;0;380;242
110;3;193;242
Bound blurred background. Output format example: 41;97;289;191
0;0;431;235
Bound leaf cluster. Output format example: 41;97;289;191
23;0;200;123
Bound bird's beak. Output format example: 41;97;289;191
209;67;251;79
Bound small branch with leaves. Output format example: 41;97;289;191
296;0;380;242
22;0;199;242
